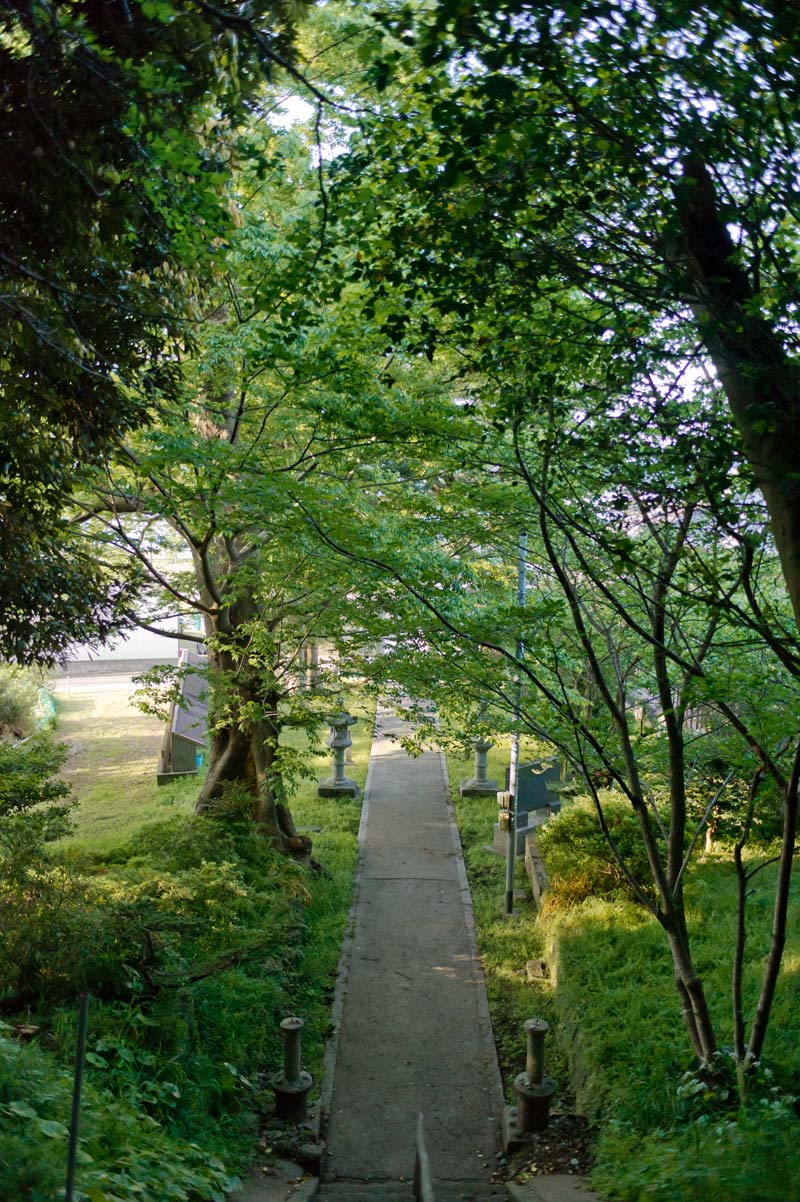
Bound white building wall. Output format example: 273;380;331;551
65;619;183;672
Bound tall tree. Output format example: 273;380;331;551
335;0;800;627
296;282;800;1070
72;129;446;852
0;0;310;660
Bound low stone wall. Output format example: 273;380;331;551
524;830;596;1117
59;658;179;677
524;831;551;905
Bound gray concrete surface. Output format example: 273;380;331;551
232;1158;317;1202
323;713;503;1185
508;1177;600;1202
52;672;136;695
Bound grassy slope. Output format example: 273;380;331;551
448;745;800;1202
55;687;376;1090
1;688;375;1201
545;860;800;1126
54;678;196;848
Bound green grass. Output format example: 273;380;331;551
54;679;197;849
54;686;376;1089
447;741;569;1098
542;854;800;1115
447;745;800;1201
1;689;376;1201
556;862;800;1201
55;680;374;857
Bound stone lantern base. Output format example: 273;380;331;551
459;776;499;797
317;778;360;799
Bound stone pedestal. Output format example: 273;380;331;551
317;710;360;798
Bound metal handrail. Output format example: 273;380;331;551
413;1112;436;1202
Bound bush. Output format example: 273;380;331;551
0;734;95;1008
0;806;340;1197
537;793;661;906
0;732;72;834
0;1028;241;1202
594;1100;800;1202
0;865;134;1009
0;665;43;738
0;696;369;1201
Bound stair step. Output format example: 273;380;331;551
437;1187;508;1201
318;1187;408;1202
319;1183;507;1202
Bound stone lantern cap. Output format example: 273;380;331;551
326;710;358;749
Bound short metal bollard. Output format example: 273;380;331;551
271;1016;313;1123
514;1018;556;1132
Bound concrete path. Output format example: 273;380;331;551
322;710;504;1185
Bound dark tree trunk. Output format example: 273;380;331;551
675;155;800;632
192;591;311;861
195;717;311;860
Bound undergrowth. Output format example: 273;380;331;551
0;704;373;1202
449;747;800;1201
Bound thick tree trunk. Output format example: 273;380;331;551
195;717;311;860
675;155;800;631
193;613;311;861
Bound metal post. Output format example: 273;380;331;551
65;993;90;1202
506;531;527;914
514;1015;556;1132
272;1015;312;1122
281;1016;303;1084
525;1018;548;1085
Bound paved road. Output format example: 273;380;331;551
323;712;503;1185
53;673;137;695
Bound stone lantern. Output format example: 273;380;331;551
317;710;360;798
459;714;499;797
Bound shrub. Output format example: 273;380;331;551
593;1100;800;1202
0;734;96;1007
0;733;72;836
537;793;662;907
0;865;136;1009
0;1028;241;1202
0;710;367;1201
0;665;43;738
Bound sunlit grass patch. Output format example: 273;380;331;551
447;744;800;1200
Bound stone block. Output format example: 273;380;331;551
317;780;360;799
460;778;500;798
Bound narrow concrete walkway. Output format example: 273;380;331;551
322;711;503;1185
